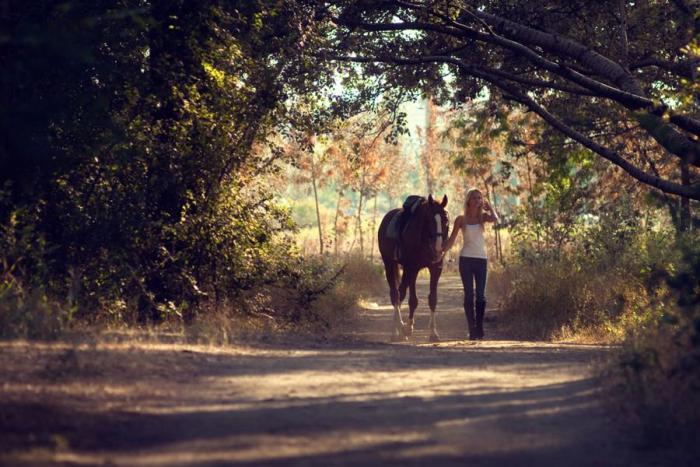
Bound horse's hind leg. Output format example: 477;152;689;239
384;260;405;341
428;265;443;342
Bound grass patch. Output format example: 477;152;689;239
1;253;385;346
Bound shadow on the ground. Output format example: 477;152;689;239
1;273;670;467
1;375;613;466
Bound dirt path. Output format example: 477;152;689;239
0;275;673;466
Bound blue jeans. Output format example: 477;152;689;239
459;257;487;306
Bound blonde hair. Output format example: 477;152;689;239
464;187;485;227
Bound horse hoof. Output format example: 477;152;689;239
429;334;440;343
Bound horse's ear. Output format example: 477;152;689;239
428;194;434;203
440;194;448;207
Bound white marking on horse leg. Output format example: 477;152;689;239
393;303;405;339
404;317;415;337
429;309;440;341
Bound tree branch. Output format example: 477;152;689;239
333;3;700;165
473;66;597;96
326;51;700;200
630;57;699;80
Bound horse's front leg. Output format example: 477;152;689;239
402;267;420;337
388;262;406;342
427;264;443;342
392;302;406;341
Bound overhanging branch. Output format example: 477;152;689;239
332;4;700;165
325;51;700;200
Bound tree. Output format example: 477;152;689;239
417;97;454;196
287;134;330;254
0;1;335;319
323;112;404;255
442;101;515;261
318;0;700;201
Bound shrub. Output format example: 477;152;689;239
600;234;700;455
0;276;72;340
499;214;675;341
278;253;384;328
180;253;384;343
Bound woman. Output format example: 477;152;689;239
441;188;499;340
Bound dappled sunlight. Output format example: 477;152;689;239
0;253;667;466
36;431;431;466
3;1;697;464
1;324;657;467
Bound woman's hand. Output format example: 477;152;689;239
482;200;499;223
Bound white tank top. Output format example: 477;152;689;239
460;223;487;259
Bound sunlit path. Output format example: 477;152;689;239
1;274;676;467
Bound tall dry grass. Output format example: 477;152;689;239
0;274;73;340
180;253;385;344
1;251;385;346
497;257;655;341
599;316;700;454
497;224;676;342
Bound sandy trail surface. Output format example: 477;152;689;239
0;275;673;466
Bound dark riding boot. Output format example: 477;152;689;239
464;299;476;340
475;300;486;340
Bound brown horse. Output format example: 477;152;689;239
377;194;449;341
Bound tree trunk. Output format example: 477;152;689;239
356;189;364;255
370;195;378;262
492;188;504;264
424;98;435;195
482;179;500;262
334;191;343;257
310;152;324;254
524;153;542;251
680;159;692;232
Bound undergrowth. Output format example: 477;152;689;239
498;217;676;342
1;252;385;345
599;235;700;457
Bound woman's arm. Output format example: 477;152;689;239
483;200;500;223
442;215;463;253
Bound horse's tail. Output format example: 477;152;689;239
390;261;400;288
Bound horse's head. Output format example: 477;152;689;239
421;194;449;263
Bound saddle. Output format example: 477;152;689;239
387;195;424;240
387;195;425;260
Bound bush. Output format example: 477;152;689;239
277;253;384;328
600;234;700;455
500;213;675;341
1;3;332;333
0;276;72;341
179;253;384;343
